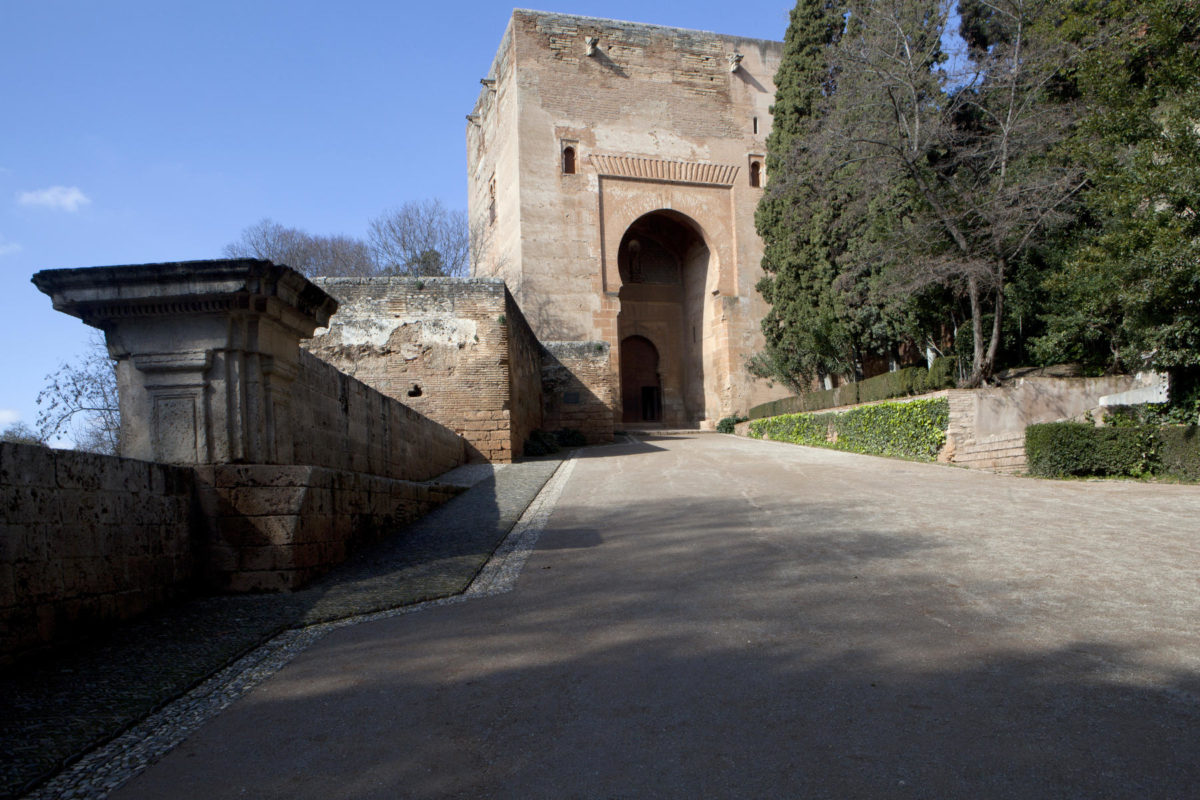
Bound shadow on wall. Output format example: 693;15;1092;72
540;342;615;447
0;463;511;797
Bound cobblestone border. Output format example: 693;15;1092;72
25;456;579;800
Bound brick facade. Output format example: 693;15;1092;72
541;341;614;443
308;277;573;461
469;11;794;425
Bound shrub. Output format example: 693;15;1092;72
553;428;587;447
1026;423;1157;477
523;429;560;457
748;358;955;419
1158;425;1200;480
716;415;748;434
748;398;949;461
923;356;958;392
858;367;921;404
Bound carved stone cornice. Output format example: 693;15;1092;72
32;259;338;337
590;154;739;186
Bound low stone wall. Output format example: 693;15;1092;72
292;351;465;481
0;443;199;662
196;465;463;592
541;342;615;444
946;376;1143;473
738;375;1150;473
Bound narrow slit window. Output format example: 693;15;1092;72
562;145;576;174
750;160;762;188
753;116;759;134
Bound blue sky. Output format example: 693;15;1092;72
0;1;792;436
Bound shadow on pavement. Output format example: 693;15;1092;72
112;491;1200;799
0;456;565;800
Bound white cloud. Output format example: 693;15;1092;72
0;409;20;426
18;185;91;212
0;236;19;257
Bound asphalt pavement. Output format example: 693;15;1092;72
106;433;1200;799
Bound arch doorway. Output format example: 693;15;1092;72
620;335;662;423
616;210;712;426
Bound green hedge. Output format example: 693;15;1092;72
716;415;748;434
749;357;956;419
1026;422;1200;479
748;397;949;461
1159;425;1200;480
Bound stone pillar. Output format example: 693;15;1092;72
33;259;337;465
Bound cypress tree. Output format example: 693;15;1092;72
753;0;852;390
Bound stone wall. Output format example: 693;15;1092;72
1;443;199;662
195;464;462;593
541;341;615;444
291;351;464;481
307;277;538;462
504;292;545;457
946;376;1145;473
736;375;1151;474
15;260;476;659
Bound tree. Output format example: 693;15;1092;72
368;199;469;277
1035;0;1200;375
1;422;45;446
794;0;1087;385
753;0;857;390
36;333;121;454
223;218;376;277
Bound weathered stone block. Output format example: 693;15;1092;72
224;486;309;518
0;443;58;489
215;514;302;547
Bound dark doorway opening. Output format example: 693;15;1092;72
640;386;662;422
620;335;661;423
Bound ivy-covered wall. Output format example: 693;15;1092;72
748;397;949;461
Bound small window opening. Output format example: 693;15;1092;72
562;146;576;174
750;161;762;188
407;384;423;398
753;116;759;134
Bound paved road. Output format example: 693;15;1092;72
114;434;1200;799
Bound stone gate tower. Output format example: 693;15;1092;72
468;10;789;427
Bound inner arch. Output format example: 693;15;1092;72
616;210;711;426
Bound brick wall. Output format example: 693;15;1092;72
0;443;198;662
505;292;545;457
307;277;526;462
541;341;615;444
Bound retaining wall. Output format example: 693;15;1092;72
738;375;1148;473
291;351;465;481
0;443;199;662
196;464;462;593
